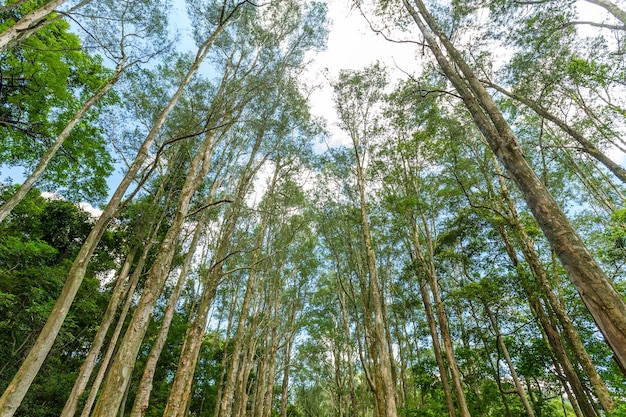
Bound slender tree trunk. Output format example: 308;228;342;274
409;223;469;417
0;0;66;51
129;175;224;417
353;139;398;417
163;137;263;417
0;60;126;223
90;130;218;417
128;222;201;417
496;225;598;417
60;247;137;417
338;288;360;417
279;329;295;417
402;0;626;373
0;23;229;417
483;303;535;417
491;159;615;412
79;248;147;417
426;266;471;417
218;166;278;417
466;301;515;417
261;294;280;417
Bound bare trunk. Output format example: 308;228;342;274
484;304;535;417
0;25;226;417
60;247;136;417
409;222;469;417
0;0;66;51
129;176;223;417
353;139;398;417
90;131;217;417
414;267;456;417
403;0;626;373
492;159;614;412
218;166;278;417
427;268;470;417
164;134;264;417
79;249;147;417
496;226;598;417
128;222;203;417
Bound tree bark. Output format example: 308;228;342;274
483;303;536;417
90;131;218;417
0;22;228;417
218;165;277;417
128;218;203;417
60;247;136;417
353;125;398;417
491;158;615;412
163;131;264;417
402;0;626;373
79;247;147;417
409;221;469;417
0;0;66;51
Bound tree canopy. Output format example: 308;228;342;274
1;1;626;417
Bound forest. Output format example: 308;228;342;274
1;0;626;416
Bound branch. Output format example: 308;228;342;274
185;198;233;218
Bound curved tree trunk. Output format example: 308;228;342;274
583;0;626;26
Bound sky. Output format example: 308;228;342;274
0;0;620;210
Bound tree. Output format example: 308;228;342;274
397;0;626;374
0;0;171;222
0;2;246;415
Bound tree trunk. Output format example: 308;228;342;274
496;225;598;417
128;221;202;417
79;248;147;417
353;135;398;417
409;222;470;417
129;175;224;417
483;303;535;417
0;23;228;417
90;131;218;417
60;247;136;417
492;159;614;412
0;60;126;223
403;0;626;373
218;166;278;417
0;0;66;51
163;133;264;417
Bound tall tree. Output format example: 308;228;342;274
396;0;626;373
0;2;246;416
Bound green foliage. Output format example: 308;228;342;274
0;6;114;203
0;187;118;416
